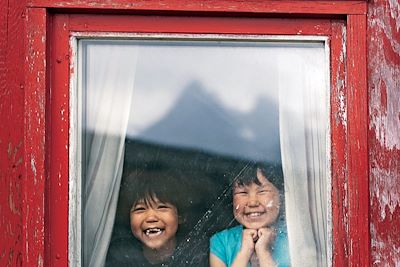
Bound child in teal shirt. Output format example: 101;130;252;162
210;164;290;267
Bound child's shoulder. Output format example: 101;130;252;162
211;225;242;242
210;225;243;264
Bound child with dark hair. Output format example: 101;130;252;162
106;168;185;267
210;163;290;267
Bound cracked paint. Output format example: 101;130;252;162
368;0;400;265
0;1;399;267
372;167;400;220
30;157;37;178
371;224;400;265
333;24;347;129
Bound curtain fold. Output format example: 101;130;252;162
83;44;138;267
278;51;328;266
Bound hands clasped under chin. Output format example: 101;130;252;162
235;227;277;267
241;227;275;256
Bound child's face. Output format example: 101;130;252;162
130;196;179;250
233;171;280;230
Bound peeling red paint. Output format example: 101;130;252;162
22;7;47;267
0;0;26;265
330;21;351;266
1;0;399;266
368;0;400;265
26;0;368;15
378;80;388;114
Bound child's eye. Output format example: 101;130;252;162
157;204;170;209
234;191;248;195
131;206;146;213
258;189;272;194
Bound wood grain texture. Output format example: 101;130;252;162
330;21;348;267
347;14;370;267
368;0;400;265
23;7;47;267
69;14;332;35
47;13;70;267
0;0;26;266
0;0;398;266
27;0;367;15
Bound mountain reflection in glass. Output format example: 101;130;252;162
79;39;329;267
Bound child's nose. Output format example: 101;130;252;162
145;210;160;223
247;195;260;207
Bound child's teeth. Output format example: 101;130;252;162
145;228;162;235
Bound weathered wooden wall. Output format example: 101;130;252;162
368;0;400;265
0;0;399;266
0;0;26;266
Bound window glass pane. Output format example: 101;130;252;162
77;38;329;267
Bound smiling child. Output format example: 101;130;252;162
106;169;185;267
130;190;179;264
210;163;290;267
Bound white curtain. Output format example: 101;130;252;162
83;43;138;267
278;50;328;266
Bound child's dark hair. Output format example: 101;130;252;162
123;168;184;212
232;162;284;192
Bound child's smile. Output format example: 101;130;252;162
233;171;280;229
242;208;269;225
144;227;164;237
130;197;178;250
244;211;266;218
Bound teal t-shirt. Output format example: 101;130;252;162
210;224;290;267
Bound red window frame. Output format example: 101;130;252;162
25;1;368;266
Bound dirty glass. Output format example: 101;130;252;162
77;38;329;267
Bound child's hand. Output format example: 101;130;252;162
254;227;275;255
231;229;258;267
252;227;277;267
240;228;258;257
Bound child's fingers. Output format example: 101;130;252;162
256;227;276;246
258;227;274;236
243;229;258;242
250;229;259;242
